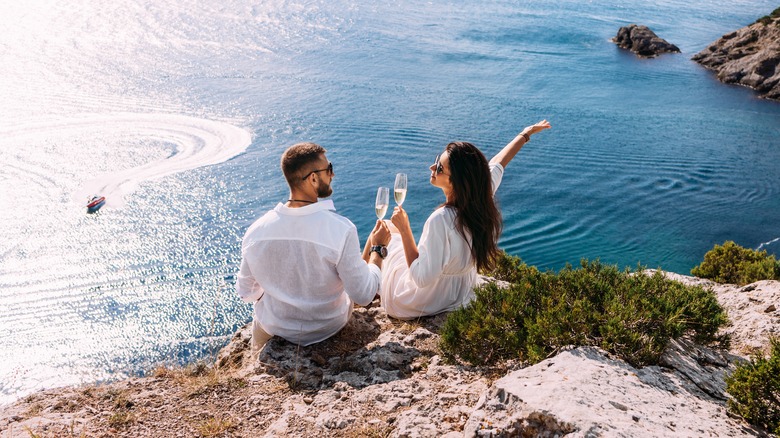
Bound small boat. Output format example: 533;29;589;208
87;195;106;213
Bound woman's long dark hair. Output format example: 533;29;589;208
444;141;503;272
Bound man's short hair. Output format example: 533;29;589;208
281;142;327;187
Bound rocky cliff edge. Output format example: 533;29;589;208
1;273;778;437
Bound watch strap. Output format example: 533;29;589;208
370;245;387;259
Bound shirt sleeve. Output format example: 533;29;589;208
490;162;504;195
336;226;381;306
236;252;265;303
409;212;451;288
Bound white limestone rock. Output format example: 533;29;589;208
466;346;763;437
660;271;780;356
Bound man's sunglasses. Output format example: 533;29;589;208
301;162;334;181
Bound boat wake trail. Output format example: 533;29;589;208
73;113;252;207
0;112;252;209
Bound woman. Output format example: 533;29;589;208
379;120;551;319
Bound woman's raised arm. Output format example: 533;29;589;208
489;120;551;169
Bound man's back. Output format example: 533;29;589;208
237;200;379;345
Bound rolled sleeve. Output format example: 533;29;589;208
336;226;381;306
236;255;264;303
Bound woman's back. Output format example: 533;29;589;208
379;163;504;319
379;206;478;319
378;120;550;320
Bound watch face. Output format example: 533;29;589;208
380;246;388;258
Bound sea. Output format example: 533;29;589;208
1;0;779;405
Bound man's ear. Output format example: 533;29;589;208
304;174;318;189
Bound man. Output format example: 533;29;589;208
236;142;391;350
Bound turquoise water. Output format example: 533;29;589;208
1;0;779;404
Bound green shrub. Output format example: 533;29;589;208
726;338;780;434
757;16;772;25
691;241;780;285
484;248;541;284
756;7;780;25
441;253;727;367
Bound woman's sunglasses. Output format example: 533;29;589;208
433;154;448;175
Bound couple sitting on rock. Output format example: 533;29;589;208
236;120;551;350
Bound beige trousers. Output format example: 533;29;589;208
251;319;274;351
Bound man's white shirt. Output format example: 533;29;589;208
236;200;380;345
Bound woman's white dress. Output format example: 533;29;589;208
379;163;504;319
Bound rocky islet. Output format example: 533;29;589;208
612;24;681;58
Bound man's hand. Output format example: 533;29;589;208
369;219;391;246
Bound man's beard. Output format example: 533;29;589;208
317;182;332;198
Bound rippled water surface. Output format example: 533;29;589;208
1;0;779;404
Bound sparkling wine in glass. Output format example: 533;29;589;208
394;173;407;206
375;187;389;219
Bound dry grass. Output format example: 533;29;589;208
50;397;79;413
389;318;426;333
23;421;87;438
24;402;44;417
99;388;137;428
344;423;395;438
23;426;41;438
197;415;236;437
152;362;246;398
107;409;136;428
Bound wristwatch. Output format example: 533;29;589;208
370;245;388;259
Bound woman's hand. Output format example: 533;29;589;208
490;119;552;168
391;206;412;236
522;119;551;137
391;206;420;267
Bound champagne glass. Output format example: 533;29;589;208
375;187;389;219
394;173;407;206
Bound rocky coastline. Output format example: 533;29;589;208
692;10;780;101
1;272;778;437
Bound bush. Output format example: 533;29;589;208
755;7;780;25
726;338;780;434
441;253;727;367
691;241;780;285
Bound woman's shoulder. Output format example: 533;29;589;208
425;206;456;227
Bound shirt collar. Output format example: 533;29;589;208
274;199;336;216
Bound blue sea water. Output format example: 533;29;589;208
1;0;779;404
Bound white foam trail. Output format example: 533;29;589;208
0;113;252;209
757;237;780;251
